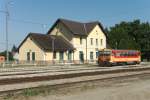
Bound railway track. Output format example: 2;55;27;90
0;65;149;85
0;63;149;93
0;63;146;75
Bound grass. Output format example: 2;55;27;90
1;86;50;100
22;88;40;97
3;92;15;100
2;83;93;100
22;85;52;97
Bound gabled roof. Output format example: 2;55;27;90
47;18;107;36
18;33;75;52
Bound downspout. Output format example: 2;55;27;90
83;24;88;63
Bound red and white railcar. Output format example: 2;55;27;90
97;49;141;66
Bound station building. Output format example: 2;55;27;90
18;18;107;64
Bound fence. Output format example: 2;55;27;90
0;60;98;67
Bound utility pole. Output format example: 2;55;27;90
0;0;12;63
5;0;9;63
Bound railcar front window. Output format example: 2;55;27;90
99;51;111;56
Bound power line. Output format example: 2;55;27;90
10;18;48;25
0;10;6;13
9;18;48;33
1;10;48;26
0;42;13;45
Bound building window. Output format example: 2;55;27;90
27;52;30;61
53;51;56;59
80;37;82;44
96;30;98;35
32;52;35;61
90;52;93;60
90;38;93;45
59;51;64;61
96;51;99;58
100;39;103;46
96;39;98;46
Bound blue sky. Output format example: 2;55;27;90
0;0;150;51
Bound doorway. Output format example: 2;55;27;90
79;51;84;63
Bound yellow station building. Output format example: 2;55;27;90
18;18;107;64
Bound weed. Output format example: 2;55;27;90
22;88;39;97
3;92;14;100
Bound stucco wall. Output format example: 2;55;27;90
19;36;73;62
73;25;106;62
19;22;106;63
49;23;106;62
19;37;45;61
50;22;73;43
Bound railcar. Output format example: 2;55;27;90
97;49;141;66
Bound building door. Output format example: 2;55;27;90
68;51;72;62
79;51;84;63
27;52;30;61
32;52;35;61
90;52;94;61
59;51;64;61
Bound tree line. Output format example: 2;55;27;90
106;19;150;61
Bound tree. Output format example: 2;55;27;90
0;51;14;61
11;45;17;53
107;19;150;60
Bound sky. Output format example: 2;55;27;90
0;0;150;51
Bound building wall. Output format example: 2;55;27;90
50;23;106;63
50;22;73;43
19;22;106;64
45;52;53;61
52;51;73;63
49;22;75;63
73;25;106;62
19;37;45;61
19;37;73;63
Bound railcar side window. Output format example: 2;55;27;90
115;53;120;57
